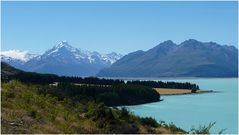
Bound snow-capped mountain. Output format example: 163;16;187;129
39;41;122;65
1;41;123;76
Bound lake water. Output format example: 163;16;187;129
125;78;238;134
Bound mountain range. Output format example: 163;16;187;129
2;39;238;77
97;39;238;77
1;41;123;76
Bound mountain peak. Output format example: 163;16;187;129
163;40;174;44
42;41;76;57
180;39;200;45
152;40;176;52
158;40;176;46
55;40;71;49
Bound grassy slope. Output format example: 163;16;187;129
154;88;212;95
1;81;186;134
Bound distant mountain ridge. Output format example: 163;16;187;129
97;39;238;77
1;41;123;76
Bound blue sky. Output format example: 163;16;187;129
1;1;238;54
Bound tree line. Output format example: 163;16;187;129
2;70;199;90
38;82;160;106
127;80;199;90
2;62;199;90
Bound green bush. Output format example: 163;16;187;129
27;108;37;118
190;122;225;134
120;107;130;118
167;122;185;133
140;117;158;127
4;90;15;98
86;103;114;121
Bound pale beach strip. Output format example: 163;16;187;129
154;88;214;96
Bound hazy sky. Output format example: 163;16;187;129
1;1;238;54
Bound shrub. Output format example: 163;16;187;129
120;107;130;118
190;122;225;134
140;117;158;127
86;103;114;120
28;109;37;118
167;122;185;133
4;90;15;98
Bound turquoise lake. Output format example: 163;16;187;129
125;78;238;134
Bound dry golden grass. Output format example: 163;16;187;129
154;88;212;95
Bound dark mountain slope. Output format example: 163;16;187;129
1;62;21;76
97;39;238;77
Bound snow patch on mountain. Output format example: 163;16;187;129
1;50;38;62
102;52;123;64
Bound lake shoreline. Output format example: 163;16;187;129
154;88;215;96
126;78;237;133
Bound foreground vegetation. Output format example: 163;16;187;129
1;62;221;134
1;81;186;134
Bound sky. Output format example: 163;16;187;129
1;1;238;55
